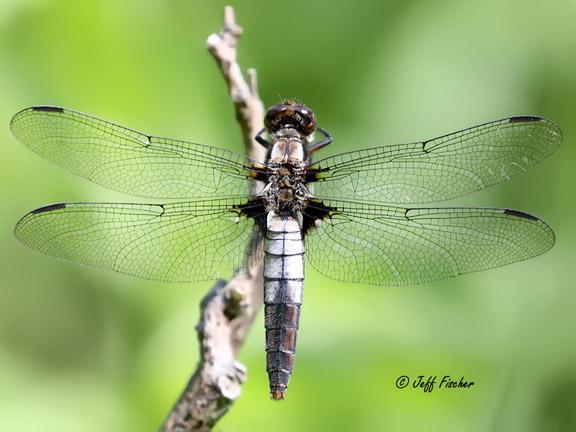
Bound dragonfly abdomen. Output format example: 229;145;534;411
264;213;304;400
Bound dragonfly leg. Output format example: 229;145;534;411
307;127;333;154
255;128;272;148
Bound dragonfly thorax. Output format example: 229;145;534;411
268;134;306;163
263;161;308;216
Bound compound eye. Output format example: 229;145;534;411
297;108;316;136
264;104;287;132
265;102;317;135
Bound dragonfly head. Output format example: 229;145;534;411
265;100;316;137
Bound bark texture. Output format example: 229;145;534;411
160;6;265;431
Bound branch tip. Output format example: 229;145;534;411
223;6;243;40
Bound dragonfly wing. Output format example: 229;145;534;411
312;117;561;204
11;107;253;199
15;197;263;282
304;199;554;285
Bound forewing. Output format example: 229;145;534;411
312;117;561;204
11;107;253;199
14;198;260;282
304;199;554;285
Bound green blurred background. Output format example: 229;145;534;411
1;0;575;431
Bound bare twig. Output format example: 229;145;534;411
206;6;266;162
160;6;265;432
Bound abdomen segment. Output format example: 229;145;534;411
264;214;304;400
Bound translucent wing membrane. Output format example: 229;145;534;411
312;117;561;204
13;107;558;286
304;199;555;285
10;107;252;199
14;198;260;282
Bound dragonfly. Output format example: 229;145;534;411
11;101;561;400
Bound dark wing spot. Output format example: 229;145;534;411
31;203;66;214
509;116;542;123
249;165;270;182
31;106;65;113
304;168;329;182
235;198;268;232
302;200;336;235
504;208;538;221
